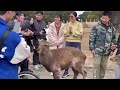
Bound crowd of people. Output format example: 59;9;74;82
0;11;120;79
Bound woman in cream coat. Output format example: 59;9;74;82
48;14;65;50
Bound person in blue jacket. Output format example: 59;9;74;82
0;11;31;79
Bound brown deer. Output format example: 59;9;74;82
37;40;87;79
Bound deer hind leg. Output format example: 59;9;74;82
82;67;87;79
72;67;78;79
77;66;87;79
74;61;87;79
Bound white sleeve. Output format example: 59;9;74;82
10;37;31;64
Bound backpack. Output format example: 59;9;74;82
0;30;10;54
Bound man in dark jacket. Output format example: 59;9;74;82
30;11;46;70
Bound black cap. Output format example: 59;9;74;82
21;20;30;30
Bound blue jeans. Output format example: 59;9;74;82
115;63;120;79
63;42;81;75
66;42;81;49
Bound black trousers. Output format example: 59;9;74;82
20;58;29;72
33;39;40;65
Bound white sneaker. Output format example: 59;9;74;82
62;73;70;78
33;65;40;70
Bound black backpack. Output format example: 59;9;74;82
0;30;10;54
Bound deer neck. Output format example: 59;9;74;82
40;48;52;57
